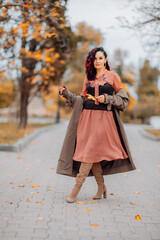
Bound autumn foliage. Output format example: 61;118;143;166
0;0;76;128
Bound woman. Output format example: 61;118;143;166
57;47;136;203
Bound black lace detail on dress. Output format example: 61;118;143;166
84;82;114;111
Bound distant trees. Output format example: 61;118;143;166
112;49;136;122
118;0;160;52
133;60;160;122
0;0;76;128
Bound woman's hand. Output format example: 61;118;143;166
96;95;105;103
59;86;65;94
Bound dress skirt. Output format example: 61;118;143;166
73;109;128;163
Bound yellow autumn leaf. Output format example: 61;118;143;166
110;193;114;195
4;218;8;220
83;209;91;212
66;210;70;212
89;201;94;204
131;202;136;205
9;180;14;184
21;67;29;73
32;184;41;188
135;215;141;220
35;201;42;203
87;94;96;101
26;198;29;202
134;191;140;194
30;191;40;194
76;201;85;204
90;224;99;227
38;217;44;220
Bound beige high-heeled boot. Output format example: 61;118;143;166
92;162;107;200
67;162;93;203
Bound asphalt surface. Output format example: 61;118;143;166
0;121;160;240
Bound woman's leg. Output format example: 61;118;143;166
92;162;107;199
67;162;93;203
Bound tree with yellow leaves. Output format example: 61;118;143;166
0;0;76;128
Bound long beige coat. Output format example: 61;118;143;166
56;88;136;177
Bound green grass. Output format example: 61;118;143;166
146;129;160;137
0;122;54;144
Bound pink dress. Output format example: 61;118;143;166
73;69;128;163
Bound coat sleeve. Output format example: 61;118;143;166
59;86;77;108
103;89;129;111
102;72;129;111
80;76;88;101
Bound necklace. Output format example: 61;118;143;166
96;68;106;79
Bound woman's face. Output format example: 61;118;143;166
93;51;107;70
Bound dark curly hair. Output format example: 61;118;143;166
85;47;110;80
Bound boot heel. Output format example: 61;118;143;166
103;185;107;198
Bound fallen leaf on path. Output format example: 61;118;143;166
3;200;7;202
18;185;25;187
83;209;91;212
25;178;32;182
9;180;14;184
156;165;160;168
124;174;128;177
26;198;29;202
25;168;31;171
110;193;114;195
35;201;42;203
114;200;119;202
47;188;52;191
131;202;136;205
90;224;99;227
134;191;140;194
32;184;41;188
66;210;70;212
135;215;141;220
4;218;8;220
10;202;13;204
30;191;40;194
38;217;44;220
89;201;94;204
76;201;85;204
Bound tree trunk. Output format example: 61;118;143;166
19;82;30;129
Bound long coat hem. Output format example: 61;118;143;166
56;90;136;178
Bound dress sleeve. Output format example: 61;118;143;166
80;76;88;100
113;72;123;93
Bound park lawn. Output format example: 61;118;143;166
146;129;160;137
0;121;54;144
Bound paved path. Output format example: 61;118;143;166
0;122;160;240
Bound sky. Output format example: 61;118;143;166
66;0;159;71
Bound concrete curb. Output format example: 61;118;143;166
139;128;160;141
0;124;56;152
